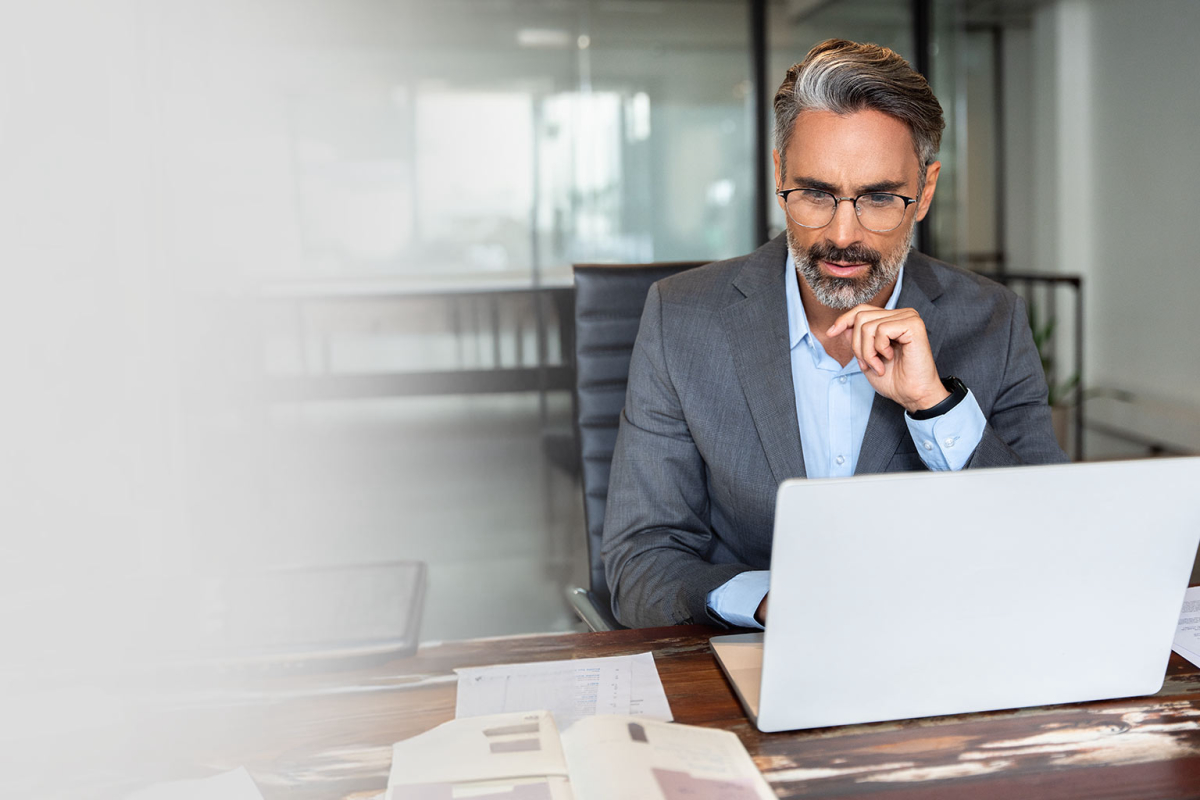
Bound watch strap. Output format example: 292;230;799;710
908;376;968;420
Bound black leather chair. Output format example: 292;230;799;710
567;261;705;631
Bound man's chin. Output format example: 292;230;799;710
812;279;871;310
804;268;882;308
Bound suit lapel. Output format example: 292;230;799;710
856;250;947;475
720;235;806;483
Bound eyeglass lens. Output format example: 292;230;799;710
784;189;907;233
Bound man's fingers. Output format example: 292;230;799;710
826;306;866;336
826;311;855;337
829;308;925;378
874;325;896;359
872;311;925;375
859;311;910;375
873;316;925;363
856;317;885;376
826;304;877;337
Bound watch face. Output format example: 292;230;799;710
942;376;967;396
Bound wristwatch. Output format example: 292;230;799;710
908;376;968;420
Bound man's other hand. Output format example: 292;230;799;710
755;593;769;625
827;305;950;414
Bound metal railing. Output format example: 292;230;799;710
260;281;575;408
978;271;1084;461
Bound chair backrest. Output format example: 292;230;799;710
573;262;706;609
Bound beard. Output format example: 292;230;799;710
787;221;914;310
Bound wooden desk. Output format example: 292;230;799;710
96;626;1200;799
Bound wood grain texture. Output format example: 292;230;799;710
78;626;1200;799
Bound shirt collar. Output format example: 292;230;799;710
784;248;906;349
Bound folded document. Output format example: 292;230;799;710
386;710;774;800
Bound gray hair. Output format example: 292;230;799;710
774;39;945;190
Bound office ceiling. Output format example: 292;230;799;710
233;0;1054;64
379;0;754;51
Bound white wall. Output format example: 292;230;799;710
0;1;187;581
0;0;339;678
1083;0;1200;403
1029;0;1200;409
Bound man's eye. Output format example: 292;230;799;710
863;193;898;207
797;189;832;205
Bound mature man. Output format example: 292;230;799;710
601;39;1068;630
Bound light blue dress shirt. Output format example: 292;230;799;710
705;251;986;629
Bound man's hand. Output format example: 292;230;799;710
827;305;949;414
755;593;768;625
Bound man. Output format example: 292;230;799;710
601;39;1068;630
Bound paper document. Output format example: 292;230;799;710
454;652;672;729
561;716;775;800
387;710;573;800
1173;586;1200;667
124;767;263;800
387;712;773;800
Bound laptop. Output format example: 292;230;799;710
710;457;1200;733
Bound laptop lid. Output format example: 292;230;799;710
713;458;1200;733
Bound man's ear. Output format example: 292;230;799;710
915;160;941;221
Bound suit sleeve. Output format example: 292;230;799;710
601;284;751;628
967;295;1070;467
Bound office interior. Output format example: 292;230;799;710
4;0;1199;673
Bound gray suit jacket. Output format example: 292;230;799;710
601;234;1069;629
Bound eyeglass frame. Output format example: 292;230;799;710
775;187;920;234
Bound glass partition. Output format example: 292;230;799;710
282;0;754;288
165;0;758;641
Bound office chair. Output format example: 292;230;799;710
568;261;706;631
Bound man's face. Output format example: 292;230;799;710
774;109;940;310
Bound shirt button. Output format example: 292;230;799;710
836;455;845;465
839;376;848;384
923;440;934;451
944;437;956;448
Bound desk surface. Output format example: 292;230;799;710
103;625;1200;799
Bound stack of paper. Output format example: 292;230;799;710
386;711;775;800
1173;586;1200;666
387;651;772;798
387;710;571;799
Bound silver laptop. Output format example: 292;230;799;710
710;457;1200;733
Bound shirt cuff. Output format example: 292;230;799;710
905;389;986;471
706;570;769;629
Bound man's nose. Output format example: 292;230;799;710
826;198;862;249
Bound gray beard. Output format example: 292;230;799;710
787;224;914;310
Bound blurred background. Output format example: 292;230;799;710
2;0;1199;665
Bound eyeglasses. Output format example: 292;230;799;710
776;187;918;233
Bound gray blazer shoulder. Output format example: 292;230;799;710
651;234;786;306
